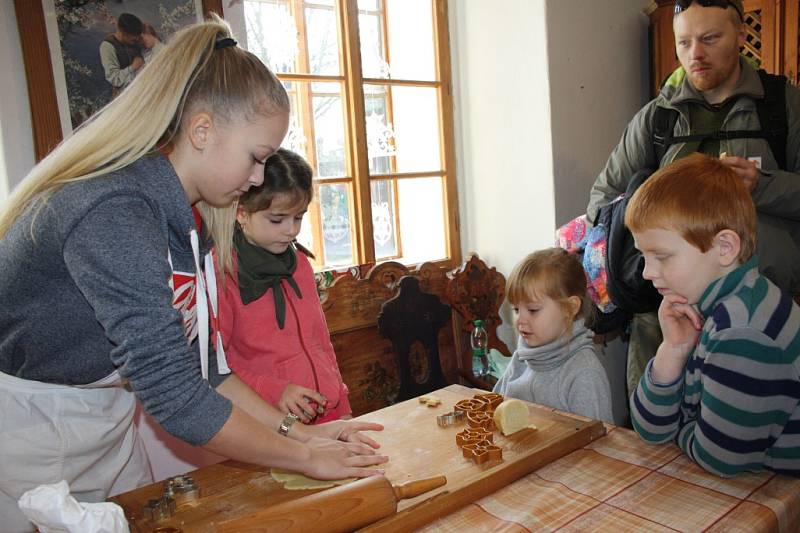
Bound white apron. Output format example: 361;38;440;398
0;370;152;533
0;227;228;532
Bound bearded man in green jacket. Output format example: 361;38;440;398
586;0;800;398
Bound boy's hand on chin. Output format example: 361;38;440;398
658;293;703;348
653;294;703;384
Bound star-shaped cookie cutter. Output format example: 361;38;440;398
454;397;487;414
474;392;504;411
466;410;496;431
455;427;493;447
462;439;503;464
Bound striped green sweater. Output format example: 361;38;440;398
631;257;800;477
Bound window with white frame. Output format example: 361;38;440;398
228;0;460;269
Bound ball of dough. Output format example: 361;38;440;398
493;399;532;436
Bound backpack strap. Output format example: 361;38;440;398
651;106;680;167
651;69;788;168
755;69;788;169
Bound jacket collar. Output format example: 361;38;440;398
697;256;759;318
661;57;764;108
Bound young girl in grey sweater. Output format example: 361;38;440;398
494;248;613;423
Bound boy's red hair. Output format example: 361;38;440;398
625;153;756;262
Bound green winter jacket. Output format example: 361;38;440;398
587;58;800;293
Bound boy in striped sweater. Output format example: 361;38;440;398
626;153;800;477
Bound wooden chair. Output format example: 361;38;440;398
445;253;510;388
320;256;507;415
321;262;404;415
377;276;452;401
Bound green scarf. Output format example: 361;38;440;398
234;228;302;329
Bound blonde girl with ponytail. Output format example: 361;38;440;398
0;17;385;531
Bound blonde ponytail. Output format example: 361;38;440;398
0;14;289;274
195;201;236;272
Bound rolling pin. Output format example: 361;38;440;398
214;474;446;533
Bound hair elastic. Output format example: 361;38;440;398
214;37;237;50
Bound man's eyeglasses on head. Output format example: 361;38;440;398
674;0;744;21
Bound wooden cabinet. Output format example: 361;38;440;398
647;0;799;96
785;1;800;84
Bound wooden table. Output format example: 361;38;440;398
112;385;799;532
111;385;605;531
419;423;800;532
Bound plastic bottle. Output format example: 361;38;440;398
470;320;490;378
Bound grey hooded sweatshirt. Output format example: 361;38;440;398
0;154;231;445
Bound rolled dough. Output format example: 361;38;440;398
270;468;356;490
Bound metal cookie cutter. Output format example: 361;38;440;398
437;409;465;427
142;496;175;522
164;475;200;507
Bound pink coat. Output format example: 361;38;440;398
217;252;351;423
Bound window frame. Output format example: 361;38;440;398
272;0;461;268
15;0;461;269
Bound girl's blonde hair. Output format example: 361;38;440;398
0;14;289;272
506;248;593;335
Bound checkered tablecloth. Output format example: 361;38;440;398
420;425;800;532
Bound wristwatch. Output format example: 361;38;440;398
278;413;300;436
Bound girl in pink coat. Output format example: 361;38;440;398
218;149;351;424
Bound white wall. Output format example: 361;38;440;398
0;3;35;199
450;0;651;351
449;1;650;424
547;0;651;226
449;0;555;280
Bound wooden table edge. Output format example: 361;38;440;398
360;418;606;532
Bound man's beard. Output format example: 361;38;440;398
687;52;740;92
